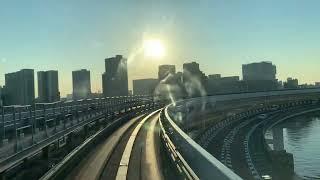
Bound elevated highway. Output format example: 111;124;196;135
2;88;320;180
42;109;169;180
160;88;320;180
0;95;158;179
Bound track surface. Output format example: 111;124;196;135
67;114;145;180
126;112;164;180
68;110;165;180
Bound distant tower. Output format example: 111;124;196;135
242;61;276;81
242;61;278;91
4;69;35;105
72;69;91;100
38;70;60;103
102;55;128;96
182;62;207;97
158;65;176;82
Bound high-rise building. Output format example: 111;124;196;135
102;55;128;97
0;86;2;107
133;78;158;95
183;62;207;97
158;65;176;82
242;61;278;92
37;70;60;103
72;69;91;99
284;77;299;89
4;69;35;105
242;61;276;81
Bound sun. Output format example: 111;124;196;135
143;39;165;59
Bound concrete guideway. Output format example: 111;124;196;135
202;105;320;180
116;109;164;180
66;114;146;180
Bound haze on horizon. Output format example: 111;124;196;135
1;0;320;97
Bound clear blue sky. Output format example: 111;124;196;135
1;0;320;96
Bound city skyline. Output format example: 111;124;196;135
0;58;319;98
1;1;320;96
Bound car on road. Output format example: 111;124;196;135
257;114;268;119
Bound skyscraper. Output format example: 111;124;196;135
158;65;176;82
4;69;35;105
183;62;207;97
72;69;91;100
242;61;278;91
37;70;60;103
102;55;128;96
242;61;276;81
284;77;299;89
0;86;2;107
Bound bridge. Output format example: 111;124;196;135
1;88;320;180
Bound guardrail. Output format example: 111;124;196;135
0;95;156;179
0;96;152;153
41;105;161;180
160;95;319;179
159;110;199;180
161;105;242;180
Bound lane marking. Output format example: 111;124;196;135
115;109;161;180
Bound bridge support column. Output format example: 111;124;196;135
42;146;49;160
0;173;7;180
273;127;284;151
84;125;89;137
66;133;74;151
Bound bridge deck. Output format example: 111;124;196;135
67;114;144;180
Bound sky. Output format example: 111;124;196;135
1;0;320;97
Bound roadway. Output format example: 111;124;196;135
67;110;167;180
201;105;320;180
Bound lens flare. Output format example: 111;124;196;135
143;39;165;59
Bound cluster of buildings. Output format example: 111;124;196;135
0;55;129;106
133;61;319;99
0;57;318;106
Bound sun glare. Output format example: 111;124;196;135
143;39;165;59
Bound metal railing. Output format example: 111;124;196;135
0;95;154;177
41;104;162;180
161;105;242;180
159;110;199;180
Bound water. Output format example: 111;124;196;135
273;114;320;179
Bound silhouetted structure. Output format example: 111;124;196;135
284;78;299;89
102;55;128;96
158;65;176;82
133;78;158;95
38;70;60;103
242;61;278;92
242;61;276;81
72;69;91;99
183;62;207;97
0;86;2;106
207;75;241;94
3;69;35;105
